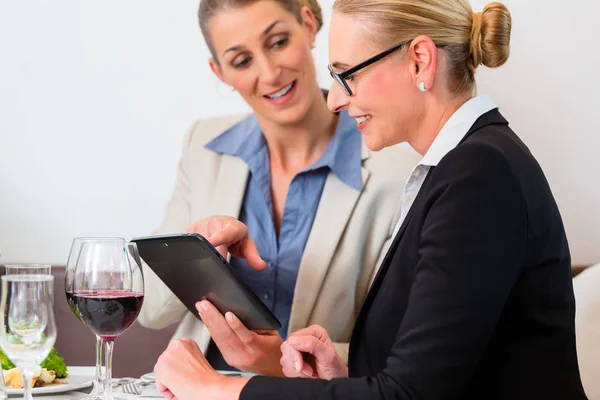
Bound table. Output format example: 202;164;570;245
11;367;156;399
19;366;254;399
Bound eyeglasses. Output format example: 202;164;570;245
328;41;409;96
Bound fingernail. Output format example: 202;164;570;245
302;369;312;376
294;361;301;372
225;312;234;322
198;301;207;314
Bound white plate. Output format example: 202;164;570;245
140;372;155;382
6;368;93;395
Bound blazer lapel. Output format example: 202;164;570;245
288;142;371;333
348;212;411;359
210;154;249;221
349;169;435;361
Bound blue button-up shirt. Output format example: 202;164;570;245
206;109;362;339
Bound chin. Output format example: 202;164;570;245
362;132;386;152
270;102;311;126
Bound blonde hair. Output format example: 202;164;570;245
332;0;511;92
199;0;323;61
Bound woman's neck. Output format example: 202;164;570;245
256;88;338;174
409;93;472;156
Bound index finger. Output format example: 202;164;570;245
206;224;266;271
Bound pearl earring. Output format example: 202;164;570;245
418;82;427;92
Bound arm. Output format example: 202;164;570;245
239;143;528;399
137;122;198;329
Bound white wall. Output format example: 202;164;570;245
0;0;598;265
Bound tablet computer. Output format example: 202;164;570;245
131;233;281;331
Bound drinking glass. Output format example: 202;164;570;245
4;264;51;276
66;238;123;399
72;239;144;400
0;275;57;400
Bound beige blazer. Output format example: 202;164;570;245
137;114;421;362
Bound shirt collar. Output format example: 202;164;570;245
420;95;498;167
205;109;363;191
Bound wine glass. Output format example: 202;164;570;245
4;264;51;276
66;238;123;399
72;239;144;400
0;274;57;400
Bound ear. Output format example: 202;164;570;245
299;6;318;45
209;58;229;86
407;35;438;91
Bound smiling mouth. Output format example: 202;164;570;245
264;81;296;100
354;115;372;124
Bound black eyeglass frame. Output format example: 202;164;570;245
328;41;408;96
328;40;445;96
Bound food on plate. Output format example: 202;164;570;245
3;366;66;388
0;347;68;388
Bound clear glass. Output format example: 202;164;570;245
66;237;123;400
0;363;5;400
72;239;144;400
4;264;51;276
0;275;57;400
0;251;4;399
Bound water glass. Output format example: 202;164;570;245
0;274;57;400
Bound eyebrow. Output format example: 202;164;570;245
330;61;352;71
222;20;283;56
262;20;282;38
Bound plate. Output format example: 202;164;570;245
140;372;155;382
6;367;93;395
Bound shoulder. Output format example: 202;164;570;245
432;126;527;202
185;113;253;150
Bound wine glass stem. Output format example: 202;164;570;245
22;367;34;400
93;335;105;393
103;340;114;400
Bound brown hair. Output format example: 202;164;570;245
332;0;511;92
199;0;323;61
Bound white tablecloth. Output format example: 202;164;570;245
19;366;254;399
10;366;159;400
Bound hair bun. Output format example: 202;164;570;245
297;0;323;32
469;2;512;71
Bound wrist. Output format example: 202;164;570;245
213;376;250;400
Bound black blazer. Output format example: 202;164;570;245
241;110;588;399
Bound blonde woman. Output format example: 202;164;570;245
151;0;588;399
138;0;419;377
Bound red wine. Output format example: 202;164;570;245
72;290;144;341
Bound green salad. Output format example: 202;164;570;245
0;347;68;378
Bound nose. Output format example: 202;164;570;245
327;81;350;112
256;54;281;85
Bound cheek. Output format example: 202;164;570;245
362;71;417;140
357;72;396;113
229;73;257;96
280;43;314;75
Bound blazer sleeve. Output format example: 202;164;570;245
240;142;528;399
137;122;199;330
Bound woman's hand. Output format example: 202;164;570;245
280;325;349;380
187;215;266;271
154;338;249;400
197;300;285;376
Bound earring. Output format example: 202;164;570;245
418;82;427;92
311;41;316;49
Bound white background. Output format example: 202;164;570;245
0;0;598;265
